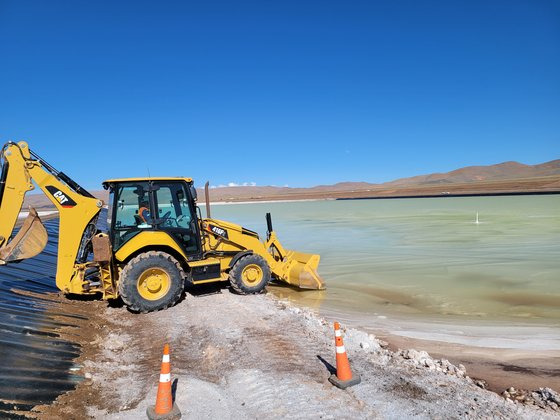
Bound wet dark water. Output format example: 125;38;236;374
0;218;86;417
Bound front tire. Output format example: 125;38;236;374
229;254;271;295
119;251;185;313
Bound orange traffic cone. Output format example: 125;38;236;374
328;322;361;389
147;344;182;420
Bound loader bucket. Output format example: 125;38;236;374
276;250;325;290
0;208;48;264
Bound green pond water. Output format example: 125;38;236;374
209;195;560;339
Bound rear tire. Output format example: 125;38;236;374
119;251;185;313
229;254;271;295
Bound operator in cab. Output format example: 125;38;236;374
138;200;152;223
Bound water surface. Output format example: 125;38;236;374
209;195;560;345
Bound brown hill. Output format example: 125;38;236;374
387;160;560;186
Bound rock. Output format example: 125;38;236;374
402;349;430;362
417;350;430;361
457;364;466;374
531;387;560;410
400;349;440;372
508;386;515;394
84;372;92;379
375;353;391;365
401;349;413;359
531;391;547;408
378;340;389;348
424;359;435;369
345;329;381;352
474;379;487;390
539;387;560;405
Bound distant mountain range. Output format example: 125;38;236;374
200;159;560;201
386;160;560;186
24;159;560;209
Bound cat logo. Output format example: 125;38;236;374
45;186;77;208
209;224;229;239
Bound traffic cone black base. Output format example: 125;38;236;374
147;402;182;420
329;373;361;390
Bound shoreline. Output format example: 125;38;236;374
269;282;560;393
374;330;560;393
207;189;560;206
30;288;560;419
336;190;560;201
321;313;560;393
207;189;560;205
275;294;560;393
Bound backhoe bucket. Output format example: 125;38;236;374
275;250;325;290
0;208;48;264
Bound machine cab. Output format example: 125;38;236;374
103;178;202;259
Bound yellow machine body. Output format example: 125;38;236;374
199;219;324;289
0;141;324;310
107;214;324;290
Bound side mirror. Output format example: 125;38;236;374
190;185;197;201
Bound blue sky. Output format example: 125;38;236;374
1;1;558;189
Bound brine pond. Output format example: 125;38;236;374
210;195;560;351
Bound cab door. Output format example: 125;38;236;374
152;181;202;260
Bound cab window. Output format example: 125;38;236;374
154;184;192;229
112;183;151;248
154;182;199;255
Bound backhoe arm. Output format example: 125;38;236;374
0;141;103;293
0;143;35;249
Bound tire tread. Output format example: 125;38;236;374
229;254;271;295
118;251;185;313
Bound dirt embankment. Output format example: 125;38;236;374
30;286;560;419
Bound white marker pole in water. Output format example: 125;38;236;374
475;211;479;224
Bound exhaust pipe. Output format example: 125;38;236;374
204;181;211;219
266;212;273;240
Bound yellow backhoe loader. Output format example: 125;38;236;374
0;141;324;312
